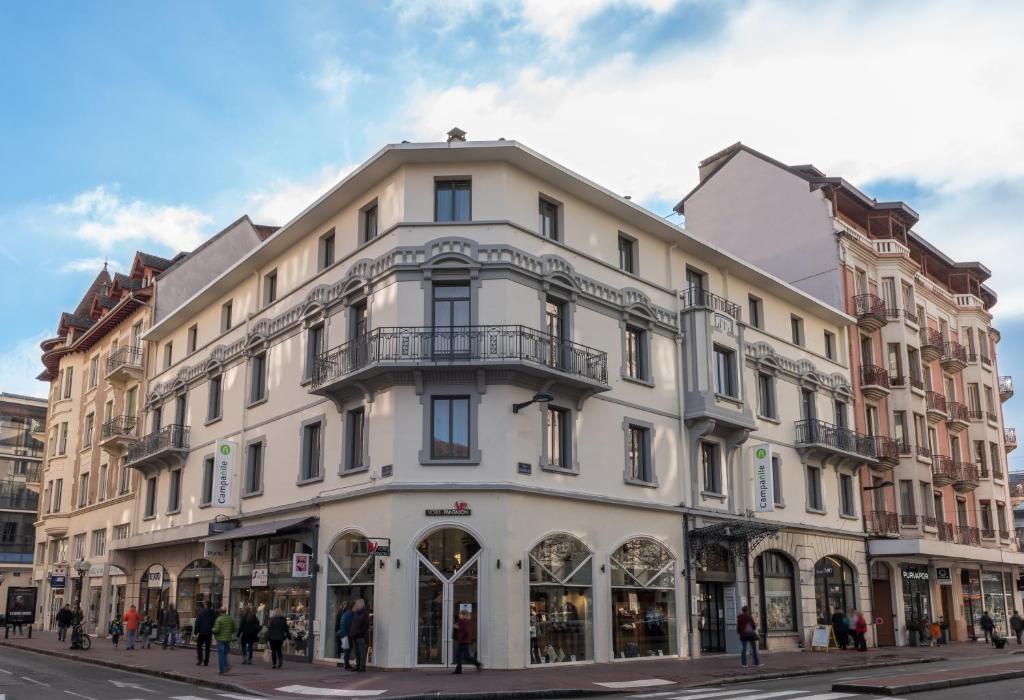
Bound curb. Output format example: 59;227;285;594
0;640;269;697
833;668;1024;696
683;656;941;689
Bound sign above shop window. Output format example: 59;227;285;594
936;567;952;585
252;565;268;587
147;565;164;589
368;538;391;557
205;539;226;558
752;444;774;513
50;575;66;589
902;567;929;581
426;500;471;516
213;439;236;508
292;553;312;578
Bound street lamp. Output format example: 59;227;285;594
70;559;90;649
512;392;555;414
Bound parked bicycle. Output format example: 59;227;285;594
69;622;91;650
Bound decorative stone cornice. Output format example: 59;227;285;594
745;341;853;397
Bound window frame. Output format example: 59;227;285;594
434;178;472;223
617;233;637;274
541;403;575;473
806;465;824;512
757;371;777;420
249;351;268;406
790;315;805;346
748;295;763;329
319;228;336;270
771;455;783;506
297;415;326;484
538;195;561;241
242;437;266;498
360;199;379;243
623;419;656;486
263;269;278;306
343;407;367;474
221;300;233;332
200;455;215;507
824;331;836;360
143;476;157;519
187;324;198;354
621;323;652;384
713;344;738;398
304;323;325;383
838;472;855;517
206;373;223;423
418;390;481;466
167;468;182;514
700;440;722;495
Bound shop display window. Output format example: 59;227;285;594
528;534;593;664
325;532;376;659
175;559;225;642
609;538;676;658
813;556;855;623
755;551;796;632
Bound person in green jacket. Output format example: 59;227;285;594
212;608;237;674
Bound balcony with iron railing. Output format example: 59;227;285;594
311;326;610;400
872;435;899;467
903;308;920;325
3;462;40;484
105;345;144;386
915;444;932;461
126;424;189;475
679;287;742;320
937;521;954;541
1000;376;1014;402
921;515;938;528
940;341;968;373
853;293;888;332
860;364;891;401
981;352;992;366
946;401;970;432
908;373;924;391
900;513;919;527
957;525;981;546
99;415;138;457
920;328;943;363
981;527;996;539
1006;427;1017;453
968;406;984;422
794;419;877;464
953;463;980;492
1000;528;1011;540
867;510;899;537
926;391;947;423
932;455;959;486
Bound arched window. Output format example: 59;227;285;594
139;564;170;622
416;528;482;666
175;559;224;639
754;551;796;632
325;532;376;659
814;556;856;623
528;535;593;664
609;538;676;658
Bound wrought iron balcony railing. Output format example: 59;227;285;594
794;419;877;461
940;341;968;367
126;424;189;465
947;401;970;423
867;510;899;536
853;293;887;327
926;390;947;415
312;325;609;389
999;376;1014;401
937;522;954;541
932;455;959;484
957;525;981;546
101;415;137;440
1006;428;1017;451
860;364;890;389
900;513;919;526
921;515;937;528
679;287;742;320
106;346;144;374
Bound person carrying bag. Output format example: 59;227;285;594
736;605;761;668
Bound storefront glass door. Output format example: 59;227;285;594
415;528;481;666
698;582;726;653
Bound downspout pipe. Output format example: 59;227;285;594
683;513;694;659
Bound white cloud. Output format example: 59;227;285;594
519;0;678;41
55;186;210;252
309;59;369;103
245;164;359;226
0;331;50;397
59;257;124;274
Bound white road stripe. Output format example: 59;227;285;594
674;691;751;699
20;676;49;686
629;693;678;698
596;679;677;689
64;692;99;700
0;669;11;674
171;696;213;700
728;692;808;700
219;695;267;700
275;687;388;697
792;694;856;700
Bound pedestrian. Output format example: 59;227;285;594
1010;610;1024;645
238;606;260;664
122;605;140;650
337;601;354;670
109;618;123;648
213;607;237;675
56;604;74;642
194;601;216;667
736;604;761;668
162;604;180;649
980;611;995;645
451;609;482;674
349;598;371;673
830;607;849;650
156;606;166;646
267;608;290;669
852;609;868;652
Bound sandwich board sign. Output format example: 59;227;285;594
810;624;837;652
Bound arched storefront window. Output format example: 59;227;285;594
416;528;482;666
610;538;676;658
814;556;856;623
528;534;593;664
325;532;376;659
754;551;796;632
140;564;171;622
175;559;224;641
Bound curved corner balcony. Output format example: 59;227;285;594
931;455;959;486
1000;376;1014;402
1006;427;1017;453
872;435;900;467
920;328;943;364
860;365;891;401
953;463;980;493
853;294;888;332
940;341;968;373
126;424;189;476
105;346;144;388
946;401;970;433
926;391;948;423
311;325;610;404
99;415;138;457
794;419;877;465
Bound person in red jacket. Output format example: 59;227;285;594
122;605;141;650
852;609;868;651
736;605;760;667
452;610;482;674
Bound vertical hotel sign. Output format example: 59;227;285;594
753;443;774;512
214;439;236;508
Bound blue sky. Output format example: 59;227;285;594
2;0;1024;465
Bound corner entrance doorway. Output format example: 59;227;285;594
416;527;481;666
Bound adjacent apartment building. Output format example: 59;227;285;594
679;142;1022;646
0;393;46;605
57;130;890;669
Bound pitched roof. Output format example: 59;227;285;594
113;272;142;290
254;224;280;241
136;252;177;271
72;268;112;316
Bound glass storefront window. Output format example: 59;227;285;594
814;556;855;623
755;551;796;632
139;565;170;623
900;565;931;627
610;538;676;658
416;528;481;666
175;559;225;642
982;571;1008;635
961;569;982;639
529;535;593;664
325;532;375;659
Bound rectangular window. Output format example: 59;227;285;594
187;324;198;354
824;331;836;360
144;476;157;518
701;441;721;494
119;462;131;495
89;355;99;388
839;473;855;516
245;441;264;495
345;409;364;472
362;202;379;242
78;473;89;507
902;283;916;320
164;342;173;369
168;469;181;512
991;442;1002;477
319;228;336;270
539;197;559;240
113;523;130;540
435;179;471;222
305;324;324;381
806;466;823;511
899;480;915;518
301;421;324;480
713;345;737;397
263;269;278;306
72;533;85;560
866;405;879;436
83;412;94;448
923;483;935;519
431;397;470;459
547;406;570;469
791;315;804;346
771;455;782;505
201;456;214;506
984;385;996;413
628;425;653;483
97;464;108;501
968;383;981;413
351;300;368;339
893;410;908;447
801;390;817;422
250;352;267;404
686;267;706;294
58;422;68;454
881;276;897;312
624;326;647;380
63;367;73;399
221;300;233;332
981;502;993;533
91;529;106;558
908;347;922;385
748;295;763;329
887;343;903;381
617;234;636;273
974;440;987;475
207;374;222;421
757;372;776;419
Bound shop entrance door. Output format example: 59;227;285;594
698;582;726;653
940;585;954;641
416;528;482;666
872;578;895;646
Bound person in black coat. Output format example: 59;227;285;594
238;607;261;664
55;605;74;642
348;599;370;672
267;608;290;669
831;608;849;649
194;602;217;666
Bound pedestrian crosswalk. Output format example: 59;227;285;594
628;687;902;700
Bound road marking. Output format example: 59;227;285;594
792;694;856;700
674;691;750;699
64;692;99;700
629;693;678;698
727;692;807;700
0;669;11;674
20;676;49;686
220;695;268;700
171;696;215;700
275;686;388;697
595;679;676;689
109;680;156;693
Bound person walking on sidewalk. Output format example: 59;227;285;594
337;601;354;670
56;604;74;642
452;610;482;674
213;607;236;675
852;609;868;651
349;599;370;672
830;607;849;650
109;618;123;648
1010;611;1024;645
162;604;180;649
238;606;261;664
267;608;290;669
980;611;996;645
736;605;761;668
194;601;216;666
122;605;140;650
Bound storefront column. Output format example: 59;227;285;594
98;566;111;636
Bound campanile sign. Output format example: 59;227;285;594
752;444;774;512
213;439;236;508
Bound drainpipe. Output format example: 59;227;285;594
307;520;319;663
683;513;694;659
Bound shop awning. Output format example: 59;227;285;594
688;518;781;566
205;516;315;542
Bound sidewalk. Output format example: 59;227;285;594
1;631;1017;699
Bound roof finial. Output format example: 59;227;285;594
103;257;108;272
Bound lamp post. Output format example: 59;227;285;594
70;558;90;648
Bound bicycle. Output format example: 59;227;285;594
69;623;92;650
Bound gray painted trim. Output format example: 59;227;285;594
242;433;267;498
622;416;657;487
619;317;655;385
421;272;482;328
297;413;327;485
418;387;483;465
199;452;215;507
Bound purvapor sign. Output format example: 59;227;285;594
213;439;236;508
752;443;774;512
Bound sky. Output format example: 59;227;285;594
1;0;1023;465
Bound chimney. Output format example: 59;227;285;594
447;127;467;144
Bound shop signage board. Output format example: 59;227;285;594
213;439;236;508
752;444;774;512
5;587;37;626
810;624;837;652
368;539;391;557
252;565;268;587
147;565;163;588
49;575;66;589
936;567;952;585
292;553;311;577
52;564;68;577
902;568;929;581
426;500;471;516
204;539;226;557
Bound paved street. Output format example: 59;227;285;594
0;645;263;700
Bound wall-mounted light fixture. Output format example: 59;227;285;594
512;393;554;414
496;559;501;570
517;560;523;570
396;559;401;569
